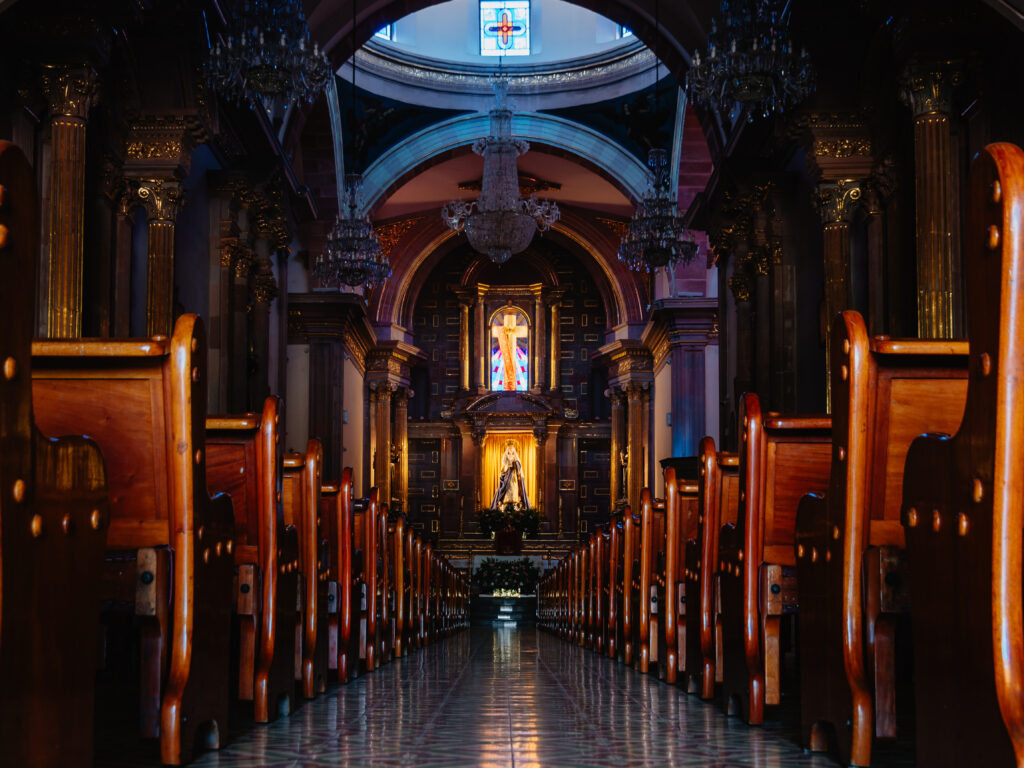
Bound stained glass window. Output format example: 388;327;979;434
375;24;393;40
490;309;530;391
480;0;530;57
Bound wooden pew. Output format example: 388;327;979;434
206;396;299;722
899;142;1024;768
660;469;700;685
794;311;968;767
420;538;432;647
607;514;622;659
32;314;234;765
683;440;739;697
719;394;832;725
404;526;416;652
323;467;361;684
0;140;111;768
591;526;607;654
282;441;327;699
379;501;393;656
633;491;670;673
388;511;407;656
354;489;384;669
413;534;425;647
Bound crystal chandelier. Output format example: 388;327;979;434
206;0;330;117
686;0;814;120
441;77;559;264
314;173;390;287
618;148;699;272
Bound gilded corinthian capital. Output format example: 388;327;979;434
900;60;963;118
815;180;863;225
124;178;183;223
40;64;97;120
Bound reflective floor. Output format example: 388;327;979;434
100;627;916;767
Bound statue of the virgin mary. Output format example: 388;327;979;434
490;442;531;510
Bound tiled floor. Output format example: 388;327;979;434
99;627;915;767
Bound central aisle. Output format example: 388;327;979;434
146;626;890;768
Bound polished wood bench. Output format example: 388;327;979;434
206;397;298;722
657;473;699;683
354;488;385;670
606;513;622;659
282;441;327;699
0;140;112;768
719;395;833;726
32;314;234;766
388;511;408;656
900;142;1024;768
323;467;361;683
683;441;739;697
795;311;968;767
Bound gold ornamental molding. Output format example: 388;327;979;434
812;137;873;159
251;259;279;305
123;177;184;223
375;216;424;263
124;115;203;175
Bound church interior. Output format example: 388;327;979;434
2;0;1024;765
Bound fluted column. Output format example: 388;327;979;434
41;64;96;338
458;298;472;391
371;381;395;505
531;287;546;391
609;388;626;505
816;180;863;409
250;253;278;407
474;291;486;391
123;178;183;338
626;383;647;511
901;61;962;338
549;300;561;391
393;388;410;513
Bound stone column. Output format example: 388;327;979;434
393;388;410;514
458;298;472;391
549;300;561;391
626;383;647;511
40;64;96;338
250;253;278;407
124;178;183;338
531;287;546;391
816;180;863;409
901;61;962;338
609;388;626;505
474;291;486;391
371;381;395;504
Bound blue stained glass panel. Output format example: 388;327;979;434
480;0;530;57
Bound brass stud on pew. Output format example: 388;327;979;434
993;179;1002;203
191;366;199;383
833;525;840;540
191;337;198;352
979;353;992;377
987;224;1001;251
0;183;6;207
837;447;846;461
973;478;984;503
198;525;205;541
841;365;849;381
957;513;970;537
215;541;223;557
811;547;818;563
194;449;203;465
30;514;43;538
90;508;104;530
12;478;26;502
797;544;805;559
932;510;942;532
843;339;850;354
0;223;8;249
906;507;919;527
2;356;15;380
203;548;210;563
826;550;832;562
738;550;744;562
226;539;233;555
61;514;73;535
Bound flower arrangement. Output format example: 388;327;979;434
477;501;541;537
474;557;541;595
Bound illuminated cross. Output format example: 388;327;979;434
486;10;525;50
492;311;529;391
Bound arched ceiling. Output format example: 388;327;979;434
303;0;716;83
